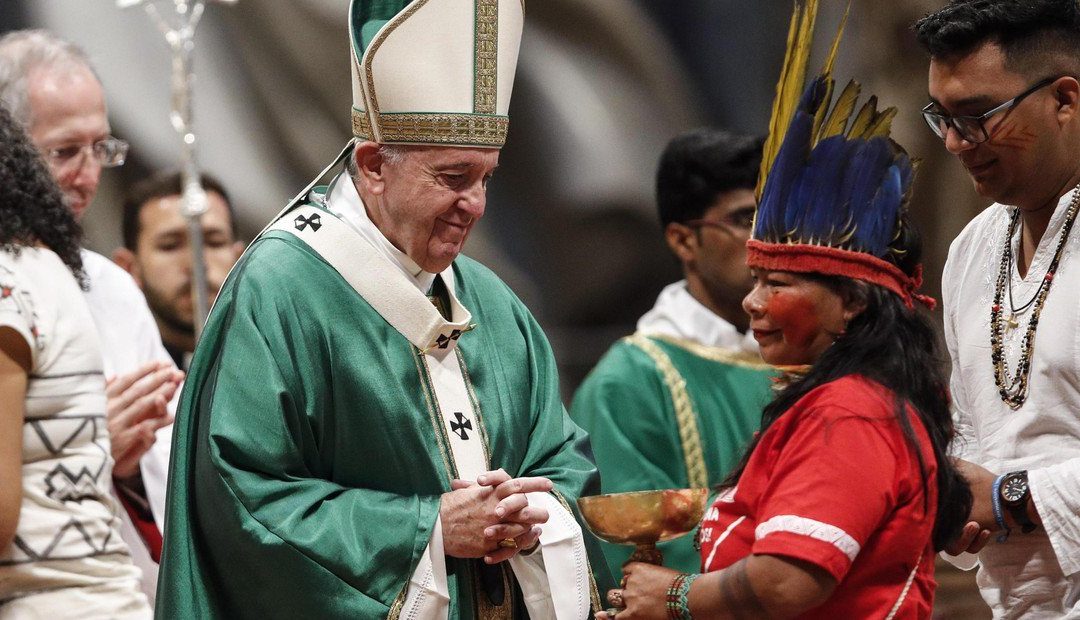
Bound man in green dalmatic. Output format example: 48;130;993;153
571;129;775;578
156;1;607;618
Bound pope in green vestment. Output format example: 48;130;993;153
157;194;609;618
157;0;612;616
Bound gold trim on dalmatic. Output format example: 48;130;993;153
474;0;499;114
473;562;515;620
624;334;708;489
648;334;772;370
412;346;458;481
386;584;408;620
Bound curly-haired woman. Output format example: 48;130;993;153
0;101;150;618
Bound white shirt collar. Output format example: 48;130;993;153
1005;187;1080;271
636;280;758;353
323;171;438;293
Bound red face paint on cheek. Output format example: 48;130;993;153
989;118;1037;151
765;292;822;349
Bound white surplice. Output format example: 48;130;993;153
637;280;759;353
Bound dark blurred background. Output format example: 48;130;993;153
0;2;988;615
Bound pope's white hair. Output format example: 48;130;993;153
347;143;410;180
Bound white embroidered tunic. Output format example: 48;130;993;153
81;250;176;606
943;188;1080;617
0;247;146;614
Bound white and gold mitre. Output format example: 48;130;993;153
349;0;524;148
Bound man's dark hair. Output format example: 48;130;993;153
0;100;85;287
121;171;236;250
655;128;764;228
914;0;1080;77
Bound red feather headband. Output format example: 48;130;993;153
745;239;936;311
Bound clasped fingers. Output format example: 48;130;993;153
494;495;548;525
492;475;553;499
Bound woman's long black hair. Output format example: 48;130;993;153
0;101;85;287
724;220;972;551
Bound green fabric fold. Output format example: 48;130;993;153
351;0;411;58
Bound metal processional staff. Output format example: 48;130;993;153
118;0;236;341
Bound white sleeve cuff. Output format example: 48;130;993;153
508;492;591;620
400;514;450;620
141;414;176;532
938;550;979;571
1029;462;1080;577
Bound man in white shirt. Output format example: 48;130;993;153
0;29;183;606
915;1;1080;616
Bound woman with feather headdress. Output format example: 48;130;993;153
598;2;973;618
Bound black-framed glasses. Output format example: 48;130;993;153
685;207;756;232
41;136;129;171
922;76;1059;144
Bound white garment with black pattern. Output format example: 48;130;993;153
0;247;147;616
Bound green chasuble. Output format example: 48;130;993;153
570;334;774;577
157;201;611;619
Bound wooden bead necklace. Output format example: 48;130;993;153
990;186;1080;409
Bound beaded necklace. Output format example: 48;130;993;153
1005;249;1042;329
990;185;1080;409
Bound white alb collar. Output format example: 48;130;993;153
637;280;758;354
324;171;439;294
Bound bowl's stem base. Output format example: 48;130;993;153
627;543;663;565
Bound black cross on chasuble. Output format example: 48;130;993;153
294;213;322;232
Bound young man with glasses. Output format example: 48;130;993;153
915;0;1080;616
0;30;183;608
571;128;774;579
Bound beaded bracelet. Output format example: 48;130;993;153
665;572;700;619
666;573;687;619
991;473;1011;543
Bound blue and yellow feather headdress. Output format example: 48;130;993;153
747;0;934;309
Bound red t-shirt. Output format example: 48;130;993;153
699;375;937;619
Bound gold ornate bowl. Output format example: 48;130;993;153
577;488;709;565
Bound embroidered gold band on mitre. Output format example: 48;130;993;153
352;109;509;147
